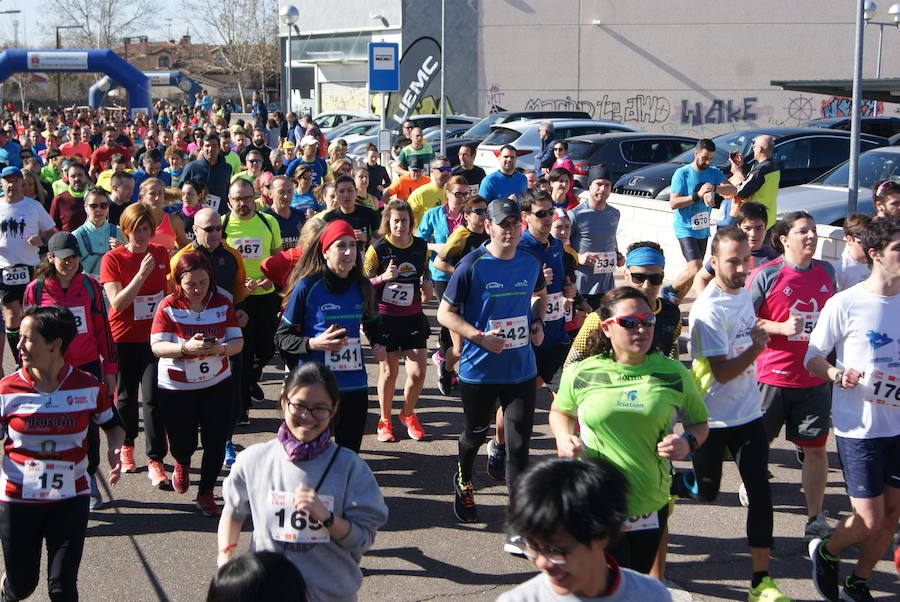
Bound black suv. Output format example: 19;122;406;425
802;116;900;139
613;128;889;200
564;133;697;189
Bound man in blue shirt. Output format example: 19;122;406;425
130;149;172;202
667;139;736;301
533;121;556;176
438;198;546;531
181;133;233;215
0;127;22;168
479;145;527;201
285;135;327;191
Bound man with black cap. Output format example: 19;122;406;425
0;166;56;365
385;155;431;201
569;165;622;309
438;198;546;535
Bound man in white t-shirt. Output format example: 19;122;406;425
805;217;900;602
0;166;56;367
672;227;790;601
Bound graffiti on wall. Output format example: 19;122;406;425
523;95;596;115
679;97;758;125
820;95;883;118
486;83;504;112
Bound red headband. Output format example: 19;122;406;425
320;220;356;253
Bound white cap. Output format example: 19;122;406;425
300;135;318;147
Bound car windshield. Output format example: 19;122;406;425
463;114;510;138
816;150;900;188
482;126;524;146
670;131;756;166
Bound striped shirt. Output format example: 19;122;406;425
0;365;116;503
150;292;242;390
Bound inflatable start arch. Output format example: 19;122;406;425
0;49;151;117
89;70;201;109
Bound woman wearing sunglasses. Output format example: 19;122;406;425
549;286;709;574
217;362;388;602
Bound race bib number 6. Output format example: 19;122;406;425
267;490;334;544
864;370;900;408
184;356;219;383
489;315;529;350
1;266;28;286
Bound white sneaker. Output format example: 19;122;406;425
738;481;749;507
804;511;833;541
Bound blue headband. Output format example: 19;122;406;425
625;247;665;268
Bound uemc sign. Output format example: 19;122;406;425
385;37;442;129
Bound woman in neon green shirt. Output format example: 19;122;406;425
549;286;709;575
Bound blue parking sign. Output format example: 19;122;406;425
369;42;399;92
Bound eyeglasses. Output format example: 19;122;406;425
198;225;222;233
285;401;334;421
87;203;108;209
247;159;261;164
230;195;255;204
521;539;579;566
531;208;553;218
466;207;487;215
628;272;664;285
451;191;469;198
603;313;656;329
433;166;452;172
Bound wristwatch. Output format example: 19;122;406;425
833;370;846;389
321;511;335;528
681;432;698;453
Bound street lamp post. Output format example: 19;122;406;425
279;5;299;114
864;2;900;77
55;24;84;105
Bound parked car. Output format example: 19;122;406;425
422;125;472;143
775;145;900;225
613;128;889;201
345;114;479;160
564;133;697;189
802;116;900;139
313;111;378;132
474;119;639;174
324;119;380;142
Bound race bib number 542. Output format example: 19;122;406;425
489;315;529;350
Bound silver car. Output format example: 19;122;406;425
776;146;900;225
473;118;639;174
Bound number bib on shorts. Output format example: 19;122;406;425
592;252;617;274
1;266;28;286
70;306;88;335
326;337;362;371
787;312;819;342
22;459;76;500
383;282;413;307
134;292;163;321
184;356;219;383
620;511;660;533
233;238;263;260
864;370;900;409
267;490;334;544
545;292;564;322
489;315;529;350
691;211;710;230
203;194;221;212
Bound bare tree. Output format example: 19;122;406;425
53;0;154;49
187;0;278;110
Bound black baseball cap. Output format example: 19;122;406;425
487;198;521;224
48;231;81;259
407;156;423;170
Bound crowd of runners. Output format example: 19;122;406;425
0;97;896;601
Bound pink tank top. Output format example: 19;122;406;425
152;212;177;252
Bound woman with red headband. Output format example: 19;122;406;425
274;220;376;453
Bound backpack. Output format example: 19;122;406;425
33;275;101;316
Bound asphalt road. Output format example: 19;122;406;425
1;302;898;601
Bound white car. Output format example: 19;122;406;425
474;119;639;174
313;111;378;132
775;145;900;225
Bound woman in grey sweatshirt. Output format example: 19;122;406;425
217;363;388;601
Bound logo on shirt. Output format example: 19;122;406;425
790;298;819;313
615;389;643;410
514;280;528;287
65;395;89;406
485;282;503;290
320;303;340;311
782;286;793;296
819;284;829;293
866;330;893;350
397;262;417;277
0;218;26;239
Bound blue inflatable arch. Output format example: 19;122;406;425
89;70;201;109
0;49;150;117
